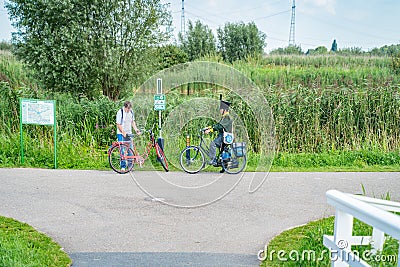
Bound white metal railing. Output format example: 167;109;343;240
323;190;400;267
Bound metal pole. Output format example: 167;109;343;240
159;110;162;138
53;100;57;169
157;78;162;138
19;98;24;164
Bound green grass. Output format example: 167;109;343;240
269;165;400;172
270;150;400;172
261;216;399;267
2;131;399;171
0;216;72;267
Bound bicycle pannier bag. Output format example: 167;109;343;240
223;131;234;144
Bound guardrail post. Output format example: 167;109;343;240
325;190;400;267
370;228;385;254
398;248;400;267
333;209;353;267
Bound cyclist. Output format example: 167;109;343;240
116;100;141;171
204;98;233;171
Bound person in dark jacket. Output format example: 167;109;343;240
204;99;233;166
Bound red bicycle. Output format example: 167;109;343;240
108;127;168;174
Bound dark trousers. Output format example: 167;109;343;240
209;135;223;160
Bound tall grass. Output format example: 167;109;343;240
269;84;400;153
234;55;398;89
0;53;399;169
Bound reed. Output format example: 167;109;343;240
0;53;399;169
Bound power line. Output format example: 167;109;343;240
252;9;290;21
302;11;398;44
185;11;220;27
209;0;284;16
184;1;288;24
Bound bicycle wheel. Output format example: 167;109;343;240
222;149;247;174
179;146;205;174
108;145;134;174
155;143;169;172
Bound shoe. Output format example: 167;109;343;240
231;159;239;168
209;159;217;166
120;167;126;172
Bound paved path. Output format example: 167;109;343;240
1;169;399;266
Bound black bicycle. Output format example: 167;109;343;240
179;128;247;174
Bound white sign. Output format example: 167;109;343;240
21;99;55;125
154;94;166;110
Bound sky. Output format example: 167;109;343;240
1;0;399;53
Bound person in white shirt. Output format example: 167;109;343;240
116;101;141;171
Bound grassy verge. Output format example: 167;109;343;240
1;133;399;171
269;150;400;172
261;216;399;267
0;216;72;267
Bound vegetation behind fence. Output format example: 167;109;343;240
1;53;399;169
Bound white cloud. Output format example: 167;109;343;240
303;0;336;15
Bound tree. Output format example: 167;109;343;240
178;20;216;61
6;0;172;100
0;41;13;51
156;44;188;70
270;45;303;55
306;46;328;55
370;44;400;56
217;22;266;62
331;39;337;52
337;47;363;56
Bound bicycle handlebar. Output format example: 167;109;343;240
200;126;211;132
124;125;157;139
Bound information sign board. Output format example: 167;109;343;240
21;99;55;125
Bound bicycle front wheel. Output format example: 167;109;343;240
222;153;247;174
179;146;205;174
108;145;134;174
155;143;169;172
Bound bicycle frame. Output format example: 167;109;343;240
189;130;224;162
109;130;158;167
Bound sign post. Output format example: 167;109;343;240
154;78;165;150
20;98;57;168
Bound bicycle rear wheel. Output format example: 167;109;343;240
155;143;169;172
179;146;205;174
108;145;134;174
222;151;247;174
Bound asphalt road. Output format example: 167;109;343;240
1;168;399;266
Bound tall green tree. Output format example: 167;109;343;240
156;44;188;70
370;44;400;56
6;0;172;100
306;46;328;55
178;20;216;61
270;45;303;55
217;22;266;62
